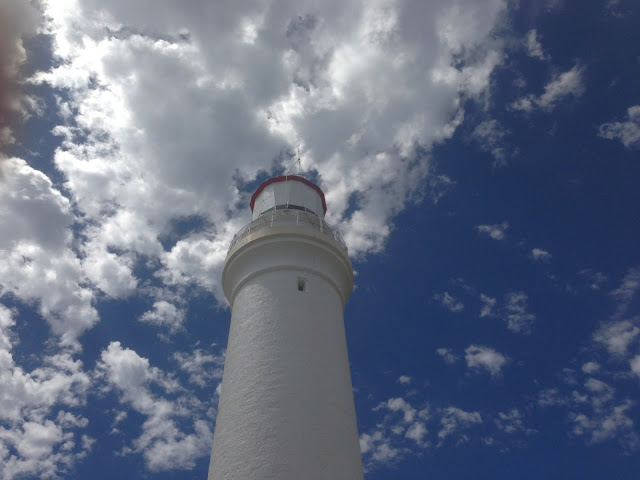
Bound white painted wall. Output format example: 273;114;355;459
208;220;363;480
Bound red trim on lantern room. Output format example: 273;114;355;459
250;175;327;214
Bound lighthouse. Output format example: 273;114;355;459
208;175;363;480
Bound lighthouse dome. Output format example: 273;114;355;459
250;175;327;220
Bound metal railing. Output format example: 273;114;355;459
229;209;348;253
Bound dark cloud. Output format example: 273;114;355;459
0;0;40;161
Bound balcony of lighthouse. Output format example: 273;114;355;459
227;208;348;255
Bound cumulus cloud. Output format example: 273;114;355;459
476;221;508;240
0;0;515;473
593;320;639;356
82;246;137;299
543;375;639;451
397;375;412;385
405;421;428;446
140;301;186;332
610;266;640;308
436;347;458;364
525;29;547;60
537;388;567;408
471;119;512;166
28;0;511;320
0;158;98;347
438;407;482;442
579;269;608;290
539;268;640;450
96;342;214;471
174;348;225;388
361;395;430;470
599;105;640;150
570;397;637;449
538;302;640;452
582;361;600;374
360;397;433;471
465;345;509;377
428;174;457;203
434;292;465;313
631;355;640;377
479;293;497;317
359;430;401;470
503;291;535;334
512;64;585;112
361;385;540;469
0;304;93;480
606;0;632;18
531;248;551;262
377;397;417;424
495;409;534;435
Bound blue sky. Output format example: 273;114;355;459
1;0;639;478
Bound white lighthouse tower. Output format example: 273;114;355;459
208;175;363;480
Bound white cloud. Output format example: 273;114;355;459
547;334;640;451
503;291;535;334
359;430;400;470
82;247;137;299
436;347;458;364
630;355;640;377
0;304;92;480
582;378;615;410
512;64;585;112
362;385;538;468
465;345;509;377
96;341;213;471
471;119;511;166
397;375;412;385
579;269;608;290
535;65;586;109
0;157;73;251
405;421;428;445
428;174;457;203
570;400;636;448
476;221;508;240
0;158;98;347
378;397;416;424
525;29;547;60
582;361;600;374
434;292;464;313
537;388;567;408
97;342;171;412
438;407;482;441
584;377;612;394
2;1;514;474
606;0;632;18
599;105;640;150
531;248;552;262
0;420;84;480
536;65;586;109
533;358;638;449
610;266;640;307
140;301;185;332
29;0;510;322
361;394;433;470
479;293;497;318
593;320;640;356
495;408;534;435
174;348;225;388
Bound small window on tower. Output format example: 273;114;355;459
297;277;307;292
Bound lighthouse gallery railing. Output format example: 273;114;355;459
229;209;348;253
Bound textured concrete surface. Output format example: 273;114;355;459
208;222;363;480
